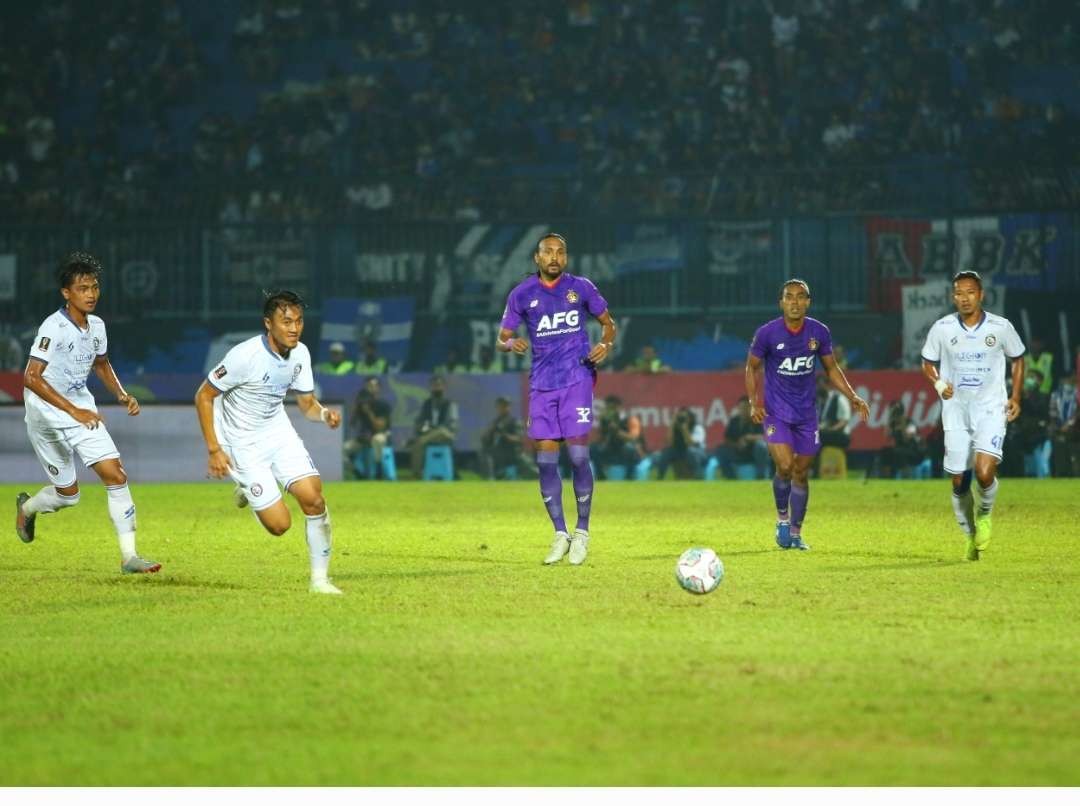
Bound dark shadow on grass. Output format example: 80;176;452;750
357;551;523;566
102;576;246;590
630;548;775;561
822;559;966;572
332;568;482;581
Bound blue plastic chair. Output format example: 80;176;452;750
704;456;720;480
605;464;628;481
379;446;398;481
734;463;757;480
633;455;653;480
423;444;454;481
353;445;397;480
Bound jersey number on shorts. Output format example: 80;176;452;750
576;407;591;423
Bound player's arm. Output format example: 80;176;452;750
23;358;103;429
921;358;953;400
295;392;341;429
586;310;617;366
1006;356;1024;422
194;380;232;478
496;327;529;354
821;353;869;422
92;354;139;415
744;352;766;424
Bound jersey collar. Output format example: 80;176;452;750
58;304;90;333
956;312;986;332
261;334;287;361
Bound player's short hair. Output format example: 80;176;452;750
952;270;982;289
262;289;306;320
534;232;567;255
779;278;810;298
57;251;103;289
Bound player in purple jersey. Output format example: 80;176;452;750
745;279;868;550
496;233;617;566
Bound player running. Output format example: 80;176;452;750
921;271;1025;561
195;290;344;594
15;252;160;574
496;233;616;566
745;279;869;550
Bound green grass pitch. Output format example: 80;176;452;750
1;478;1078;785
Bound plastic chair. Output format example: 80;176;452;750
734;463;757;480
605;464;628;481
422;444;454;481
379;445;397;481
633;455;653;480
704;456;720;480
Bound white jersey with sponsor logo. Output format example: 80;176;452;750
921;311;1025;428
207;335;314;447
25;307;108;428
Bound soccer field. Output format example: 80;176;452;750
1;479;1077;786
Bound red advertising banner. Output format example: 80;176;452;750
0;371;23;403
592;370;940;452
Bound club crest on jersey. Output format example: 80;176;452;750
808;337;819;351
214;365;228;379
985;335;996;347
38;337;50;351
566;290;579;304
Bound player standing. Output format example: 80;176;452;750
194;291;344;594
15;252;160;574
921;271;1025;561
745;279;869;550
496;233;616;565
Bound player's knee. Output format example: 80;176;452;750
567;446;590;468
975;469;995;489
775;461;794;478
300;494;326;516
264;519;290;536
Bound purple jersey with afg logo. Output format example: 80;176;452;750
501;273;608;391
750;316;833;424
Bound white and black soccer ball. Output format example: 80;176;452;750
675;547;724;595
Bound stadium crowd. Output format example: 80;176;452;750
2;0;1077;223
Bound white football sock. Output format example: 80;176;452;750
977;478;999;516
106;484;138;561
305;509;332;583
951;489;974;535
23;486;79;515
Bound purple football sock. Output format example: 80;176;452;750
536;451;566;533
772;475;791;521
790;482;808;534
567;444;593;531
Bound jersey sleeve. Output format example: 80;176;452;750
1002;320;1026;359
817;323;833;357
749;325;768;359
499;288;524;331
581;278;608;317
28;318;62;366
206;345;250;394
291;347;315;393
921;321;942;362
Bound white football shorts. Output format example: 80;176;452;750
943;401;1008;475
24;411;121;488
223;429;319;511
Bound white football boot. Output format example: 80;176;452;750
543;531;571;564
310;579;343;595
569;529;590;565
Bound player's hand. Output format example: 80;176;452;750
510;337;529;354
120;394;140;416
321;408;341;429
587;342;612;366
941;383;954;400
72;408;103;429
750;403;766;425
851;395;870;422
1006;397;1021;422
207;448;232;479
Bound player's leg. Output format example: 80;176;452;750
943;427;977;560
560;379;595;565
18;422;81;542
765;418;796;548
528;390;570;563
286;474;340;595
787;453;816;550
971;409;1006;555
88;455;160;574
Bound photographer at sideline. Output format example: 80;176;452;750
593;395;645;479
655;407;707;479
479;396;532;479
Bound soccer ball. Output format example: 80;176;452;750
675;547;724;595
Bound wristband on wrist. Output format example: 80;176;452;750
934;379;948;395
320;407;331;423
497;339;512;352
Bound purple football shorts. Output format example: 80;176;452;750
763;415;820;456
527;377;595;440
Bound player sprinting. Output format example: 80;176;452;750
921;271;1025;561
194;290;344;594
15;252;160;574
745;279;869;550
496;233;616;565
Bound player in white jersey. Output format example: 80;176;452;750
15;252;161;574
194;291;344;594
921;271;1025;561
